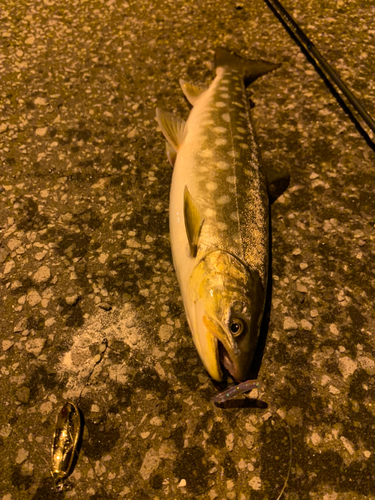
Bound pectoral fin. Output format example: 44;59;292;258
179;79;208;106
184;186;204;258
156;108;187;152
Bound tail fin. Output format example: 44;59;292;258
214;47;280;87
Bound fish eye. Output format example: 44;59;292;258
229;318;244;336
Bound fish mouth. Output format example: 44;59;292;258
218;340;237;379
201;315;247;382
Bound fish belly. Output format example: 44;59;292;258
170;67;269;307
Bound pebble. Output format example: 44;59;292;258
25;35;35;44
14;318;28;332
139;448;160;480
208;489;219;500
15;448;29;464
301;319;313;331
40;401;53;414
25;338;46;356
178;479;186;487
358;356;375;375
95;461;107;476
0;248;9;262
158;324;174;342
338;356;357;380
283;317;297;330
226;433;234;451
34;250;47;261
65;294;80;306
27;289;42;306
329;385;340;395
3;260;15;274
340;436;355;455
248;476;261;490
126;238;141;248
16;386;30;403
33;265;51;283
98;253;109;263
150;416;163;426
244;435;254;449
329;324;339;335
0;424;12;438
2;340;14;351
35;127;48;136
34;97;47;105
10;280;22;290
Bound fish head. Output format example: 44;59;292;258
189;251;265;382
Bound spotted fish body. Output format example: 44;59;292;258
156;48;279;381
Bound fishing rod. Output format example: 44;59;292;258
264;0;375;139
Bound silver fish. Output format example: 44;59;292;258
51;401;82;488
156;48;280;381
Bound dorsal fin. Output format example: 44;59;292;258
156;108;187;152
184;186;204;258
179;79;208;106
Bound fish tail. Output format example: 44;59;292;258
214;47;280;87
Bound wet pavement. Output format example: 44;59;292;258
1;0;375;499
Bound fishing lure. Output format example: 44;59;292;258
50;338;108;489
211;379;264;403
51;401;83;489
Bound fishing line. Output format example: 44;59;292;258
212;381;293;499
51;338;109;491
77;338;108;405
274;416;292;500
242;388;293;500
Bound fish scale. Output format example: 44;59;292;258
156;48;280;381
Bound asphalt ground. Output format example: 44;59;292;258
0;1;374;499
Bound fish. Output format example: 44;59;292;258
156;48;281;382
51;402;83;489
